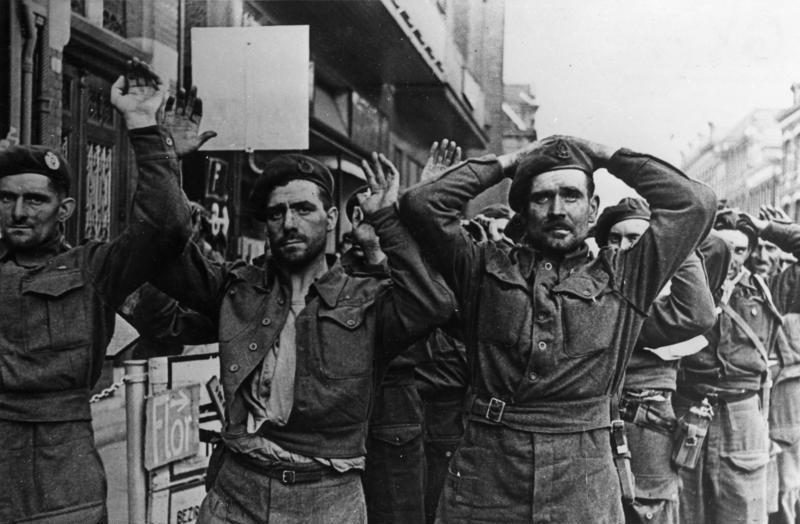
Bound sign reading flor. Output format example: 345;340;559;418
145;385;201;470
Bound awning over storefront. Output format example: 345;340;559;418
251;0;488;149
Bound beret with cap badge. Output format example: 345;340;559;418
247;154;334;220
0;145;71;194
594;197;651;247
508;136;595;213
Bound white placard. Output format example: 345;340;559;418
191;26;309;151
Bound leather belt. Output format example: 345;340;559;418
228;451;341;485
682;388;757;405
469;394;612;433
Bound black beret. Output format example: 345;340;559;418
594;197;651;247
713;207;757;250
0;145;71;193
248;154;334;220
345;186;369;221
508;136;594;213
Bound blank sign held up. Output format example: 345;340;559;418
191;26;309;151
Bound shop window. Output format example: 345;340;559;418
71;0;86;16
84;142;113;241
103;0;126;37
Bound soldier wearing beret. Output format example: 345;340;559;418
338;185;429;524
742;207;800;524
595;198;724;524
400;135;716;522
0;60;191;523
148;149;454;523
676;207;800;524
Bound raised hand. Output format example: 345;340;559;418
0;127;19;151
759;205;792;225
110;57;165;130
360;152;400;215
736;211;768;238
162;86;217;158
420;139;462;182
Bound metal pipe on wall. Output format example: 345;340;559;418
124;360;149;524
18;0;36;145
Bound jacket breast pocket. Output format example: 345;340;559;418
555;276;619;358
317;305;373;379
478;272;529;347
22;269;90;352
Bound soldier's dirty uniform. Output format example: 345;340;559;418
413;327;469;524
677;226;787;523
761;222;800;524
400;146;715;523
0;129;190;523
152;181;453;521
620;240;722;524
341;250;427;524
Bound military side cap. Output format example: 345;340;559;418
594;197;651;247
0;145;71;193
508;136;594;213
248;154;334;220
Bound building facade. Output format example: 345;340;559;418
777;85;800;221
682;109;782;214
1;0;506;261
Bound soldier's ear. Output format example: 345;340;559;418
588;194;600;224
57;197;76;223
326;206;339;233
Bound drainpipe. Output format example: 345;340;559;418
18;0;37;145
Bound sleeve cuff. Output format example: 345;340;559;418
128;125;178;161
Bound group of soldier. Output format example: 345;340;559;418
2;58;800;524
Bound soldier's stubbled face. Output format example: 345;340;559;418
524;169;599;254
0;173;75;251
264;179;337;269
715;228;751;279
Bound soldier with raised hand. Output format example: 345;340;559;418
676;207;786;524
0;58;191;524
738;205;800;524
595;197;724;524
400;135;716;523
146;136;454;521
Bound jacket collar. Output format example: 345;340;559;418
310;263;349;308
512;242;592;281
0;235;70;267
264;254;348;308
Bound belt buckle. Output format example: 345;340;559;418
485;397;506;423
281;470;296;485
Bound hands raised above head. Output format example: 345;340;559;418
360;153;400;215
738;204;795;237
759;204;792;225
421;139;462;182
111;57;165;130
163;86;217;158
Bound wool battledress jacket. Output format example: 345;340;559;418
0;126;190;523
153;206;454;460
399;149;716;523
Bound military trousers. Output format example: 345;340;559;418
436;419;623;523
199;452;366;523
621;393;679;524
768;438;800;524
0;419;107;524
422;396;465;524
675;393;770;524
364;379;426;524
